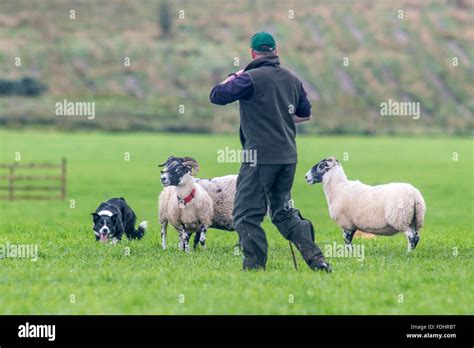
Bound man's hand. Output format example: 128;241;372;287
220;69;245;85
293;115;310;124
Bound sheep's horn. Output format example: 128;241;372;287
182;157;199;175
158;156;176;167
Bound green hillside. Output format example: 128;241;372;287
0;0;472;134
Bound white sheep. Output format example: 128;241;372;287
158;157;213;252
195;175;237;231
158;157;239;251
305;157;426;251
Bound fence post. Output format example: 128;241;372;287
8;165;15;201
61;157;67;200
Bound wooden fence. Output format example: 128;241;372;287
0;158;66;200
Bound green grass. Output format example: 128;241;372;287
0;130;472;314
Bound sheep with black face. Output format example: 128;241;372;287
158;156;213;252
305;157;426;251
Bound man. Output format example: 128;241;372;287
209;32;331;272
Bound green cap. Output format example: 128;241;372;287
250;32;276;52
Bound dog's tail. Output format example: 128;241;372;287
130;221;148;240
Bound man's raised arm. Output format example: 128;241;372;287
209;70;253;105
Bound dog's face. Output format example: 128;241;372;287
305;157;340;184
91;213;118;242
159;156;198;187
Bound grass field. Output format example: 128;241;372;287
0;130;472;314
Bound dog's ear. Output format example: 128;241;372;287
91;213;100;223
110;214;119;225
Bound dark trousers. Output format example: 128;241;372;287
232;163;325;270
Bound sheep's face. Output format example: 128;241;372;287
305;157;340;184
159;156;198;187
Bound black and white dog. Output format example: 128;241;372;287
91;197;148;243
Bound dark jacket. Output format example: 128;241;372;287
210;55;310;164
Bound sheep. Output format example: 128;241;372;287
158;156;239;251
195;175;237;232
158;156;214;252
305;157;426;251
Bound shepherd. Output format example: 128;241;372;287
209;32;331;272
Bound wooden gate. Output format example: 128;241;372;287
0;158;66;200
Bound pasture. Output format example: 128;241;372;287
0;130;472;314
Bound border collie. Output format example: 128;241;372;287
91;197;148;243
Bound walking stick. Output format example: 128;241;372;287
289;240;298;270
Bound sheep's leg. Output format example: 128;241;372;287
193;231;201;250
179;228;191;253
343;229;356;250
404;229;420;252
199;224;207;249
161;221;167;250
184;233;191;252
178;225;190;252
